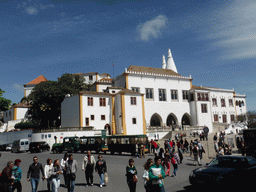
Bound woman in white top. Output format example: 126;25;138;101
142;158;153;192
51;159;63;192
44;158;53;192
60;153;68;187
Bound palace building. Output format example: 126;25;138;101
61;49;247;137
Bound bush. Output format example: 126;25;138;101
14;121;38;129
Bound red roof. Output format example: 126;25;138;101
27;75;48;85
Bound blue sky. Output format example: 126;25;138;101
1;0;255;111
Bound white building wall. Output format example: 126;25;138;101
16;108;29;120
210;91;236;124
82;74;97;85
235;97;247;116
82;95;111;130
3;108;14;123
98;84;111;92
127;75;191;126
61;95;80;128
124;95;144;135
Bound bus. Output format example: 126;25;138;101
107;135;149;155
79;136;108;153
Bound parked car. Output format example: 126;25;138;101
11;139;29;153
189;155;256;188
29;142;50;153
6;144;12;151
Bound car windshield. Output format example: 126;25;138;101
208;157;247;168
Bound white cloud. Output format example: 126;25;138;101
137;15;168;41
26;6;38;15
196;1;256;59
17;0;55;15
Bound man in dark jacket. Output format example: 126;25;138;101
27;156;45;192
0;161;14;192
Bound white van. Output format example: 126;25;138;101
11;139;29;153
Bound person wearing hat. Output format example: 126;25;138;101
12;159;22;192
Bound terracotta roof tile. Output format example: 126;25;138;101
127;65;182;77
27;75;48;85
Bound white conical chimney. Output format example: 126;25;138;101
162;55;166;69
166;49;178;73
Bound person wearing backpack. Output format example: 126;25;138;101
171;151;179;177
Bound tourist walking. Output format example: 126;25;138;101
27;156;45;192
126;159;138;192
44;158;53;192
95;155;107;188
82;150;96;187
65;154;78;192
60;153;69;188
192;145;201;166
12;159;22;192
140;142;145;158
149;156;166;192
164;153;171;177
135;142;139;158
214;141;219;156
0;161;14;192
171;151;179;177
198;141;205;160
218;146;224;156
178;145;183;164
51;159;63;192
142;159;153;192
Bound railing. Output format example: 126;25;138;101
33;127;94;133
146;125;204;132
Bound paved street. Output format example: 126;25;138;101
0;150;212;192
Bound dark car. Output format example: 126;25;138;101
189;155;256;189
29;142;50;153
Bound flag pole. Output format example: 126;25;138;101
113;63;115;79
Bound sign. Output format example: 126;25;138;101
101;130;106;137
203;127;209;133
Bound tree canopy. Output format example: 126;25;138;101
0;88;12;111
27;74;89;128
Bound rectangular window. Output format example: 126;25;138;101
197;93;209;101
223;115;227;123
212;98;217;106
91;115;94;120
101;115;105;120
214;115;219;122
145;88;153;100
89;75;93;80
190;93;194;101
132;118;137;124
201;104;207;113
230;115;235;123
131;87;140;93
131;97;137;105
86;118;89;126
100;98;106;106
229;99;233;107
171;90;178;101
182;90;189;100
88;97;93;106
159;89;166;101
221;99;226;107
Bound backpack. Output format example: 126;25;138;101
171;157;176;164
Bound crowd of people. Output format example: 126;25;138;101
0;131;240;192
0;151;107;192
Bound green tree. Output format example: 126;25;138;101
0;88;12;111
28;74;89;128
247;111;256;128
